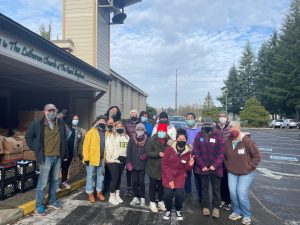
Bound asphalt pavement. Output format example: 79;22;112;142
13;128;300;225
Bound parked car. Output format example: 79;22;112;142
281;119;298;128
170;121;186;129
169;116;185;122
297;121;300;129
269;119;283;128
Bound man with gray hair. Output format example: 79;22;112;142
25;103;68;216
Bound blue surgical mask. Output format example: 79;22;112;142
47;112;56;121
186;119;195;127
72;119;79;126
141;116;148;123
157;131;166;139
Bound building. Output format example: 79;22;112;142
54;0;147;118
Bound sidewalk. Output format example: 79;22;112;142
0;173;86;225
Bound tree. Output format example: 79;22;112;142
177;104;201;118
201;92;219;121
146;104;157;119
39;23;52;40
238;42;257;101
240;98;270;127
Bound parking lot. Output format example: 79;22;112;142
244;128;300;225
13;128;300;225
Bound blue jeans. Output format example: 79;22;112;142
228;171;256;218
86;160;105;193
36;156;61;208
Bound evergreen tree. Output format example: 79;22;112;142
39;23;52;40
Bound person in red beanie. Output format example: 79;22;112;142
146;123;169;213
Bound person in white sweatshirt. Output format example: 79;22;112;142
105;121;129;205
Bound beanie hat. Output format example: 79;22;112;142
130;109;138;117
135;123;145;131
157;123;168;132
159;111;168;119
202;117;213;127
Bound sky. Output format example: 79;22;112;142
0;0;291;108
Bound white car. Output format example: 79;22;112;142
281;119;297;128
269;119;283;128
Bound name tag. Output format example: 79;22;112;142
210;138;216;143
181;160;187;164
238;148;245;154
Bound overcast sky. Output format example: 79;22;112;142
1;0;290;108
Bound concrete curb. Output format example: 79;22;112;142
18;178;86;216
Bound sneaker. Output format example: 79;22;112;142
48;200;61;209
228;212;242;221
140;198;146;207
149;202;158;213
109;193;119;206
56;186;61;192
35;206;46;216
125;187;132;197
219;201;225;208
212;208;220;218
241;217;251;225
158;201;167;211
130;197;140;206
163;211;171;220
223;203;231;211
115;190;123;203
176;211;183;221
203;208;210;216
63;182;71;190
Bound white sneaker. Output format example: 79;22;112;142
228;212;242;221
109;193;119;206
63;182;71;190
176;211;183;221
163;211;171;220
158;201;167;211
115;190;123;203
140;198;146;207
56;187;61;192
149;202;158;213
130;197;140;206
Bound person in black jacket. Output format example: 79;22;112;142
25;104;68;216
126;123;148;207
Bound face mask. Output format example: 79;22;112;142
131;116;138;122
47;112;56;121
107;125;113;132
116;128;124;134
110;111;117;116
157;131;166;139
98;123;106;131
141;116;148;123
136;130;145;137
159;119;168;124
72;119;79;126
219;117;227;124
230;130;240;139
177;141;186;148
203;127;212;134
186;120;195;127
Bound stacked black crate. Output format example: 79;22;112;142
16;160;36;193
0;163;17;200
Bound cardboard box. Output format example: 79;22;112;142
70;157;79;167
23;150;36;161
3;137;23;154
14;136;30;151
18;111;44;121
0;128;9;137
68;165;80;179
79;162;86;174
0;152;23;164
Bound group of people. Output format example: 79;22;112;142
25;104;260;225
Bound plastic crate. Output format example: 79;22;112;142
0;163;17;182
16;160;36;178
0;179;16;200
16;173;37;193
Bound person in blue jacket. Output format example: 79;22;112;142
139;111;153;137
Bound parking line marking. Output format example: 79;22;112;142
261;152;300;157
262;160;300;166
250;130;300;142
270;155;298;162
259;146;299;150
259;147;272;152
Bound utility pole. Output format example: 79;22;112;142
175;69;178;116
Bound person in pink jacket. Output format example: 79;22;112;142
161;128;195;221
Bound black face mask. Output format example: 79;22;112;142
116;128;124;134
131;117;138;122
98;123;106;131
177;141;186;149
107;125;113;132
203;127;212;134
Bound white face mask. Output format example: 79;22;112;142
219;117;227;124
72;119;79;126
136;130;145;137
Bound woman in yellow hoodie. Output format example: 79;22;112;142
106;121;129;205
82;115;107;203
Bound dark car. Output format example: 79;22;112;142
170;121;186;129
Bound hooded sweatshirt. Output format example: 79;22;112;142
105;133;129;163
224;132;261;175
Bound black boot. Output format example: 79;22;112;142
125;187;132;197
